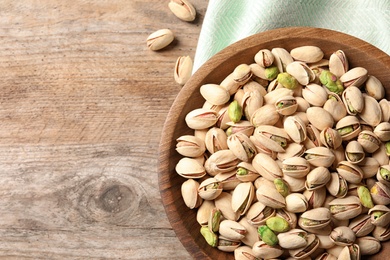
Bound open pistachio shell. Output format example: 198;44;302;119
370;181;390;205
285;193;308;213
236;162;259;182
365;75;385;100
326;172;348;198
227;132;257;162
356;236;381;255
214;192;240;221
298;207;331;230
204;149;240;176
252;240;284;259
215;171;240;191
320;127;342;150
175;157;207;179
358;157;380;179
197;200;215;225
253;125;289;152
290;46;324;63
204;127;228;154
377;164;390;186
185;108;218;130
335;115;361;141
340;67;368;88
374;122;390;142
219;219;246;241
329;196;362;220
255;49;274;68
286;61;316;85
217;235;241;252
323;93;348;122
305;166;331;190
329;226;356;246
368;205;390;227
336;161;364;184
303;187;327;209
272;47;294;73
234;245;258;260
357;130;381;153
256;184;286;209
277;229;308;249
304;147;335;168
241;88;264;120
373;224;390;241
252;153;283;181
246;201;276;227
198;178;223;200
275;95;298;116
342;86;364;115
289;233;319;259
282;156;310;178
329;50;349;77
232;182;255;216
302;83;328;107
303;124;322;149
338;244;360;260
238;218;260;247
277;142;306;161
251;104;280;127
348;214;375;237
345;140;365;164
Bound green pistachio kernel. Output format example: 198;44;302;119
209;209;221;233
274;178;290;197
258;225;278;246
270;135;288;148
337;126;354;136
319;70;344;94
236;167;248;176
372;211;385;220
228;100;242;123
380;167;390;181
200;226;218;247
265;216;290;232
386;141;390;156
357;186;374;209
276;72;299;90
264;66;279;80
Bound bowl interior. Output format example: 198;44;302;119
158;27;390;259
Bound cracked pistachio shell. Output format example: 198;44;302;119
303;187;327;209
236;162;259;182
204;127;228;154
185;108;218;130
303;124;322;149
233;64;252;85
373;224;390;241
227;132;257;162
305;166;331;191
252;153;283;181
214;192;240;221
168;0;196;21
264;87;294;105
283;174;306;193
329;226;356;246
198;178;223;200
232;182;255;216
234;245;257;260
175;157;206;179
286;61;316;85
200;84;230;106
323;93;348;122
291;46;324;63
249;63;268;80
272;47;294;73
315;252;338;260
377;164;390;186
374;122;390;142
217;235;241;252
250;136;277;159
336;161;363;184
220;73;241;96
335;116;361;141
332;145;346;171
369;205;390;227
277;142;305;161
373;142;389;165
296;96;310;112
307;107;334;131
255;49;274;68
317;234;336;249
181;179;202;209
329;196;362;220
348;214;375;237
219;219;246;241
302;83;328;107
176;135;206;157
252;240;283;259
345;140;365;164
340;67;368;88
342;86;364;115
298;207;331;229
238;217;260;247
370;182;390;205
226;120;254;137
357;130;381;153
358;157;380;179
379;99;390;122
197;200;215;225
304;147;335;168
285;193;308;213
359;94;382;127
246;201;276;227
356;236;381;255
277;229;308;249
289;233;319;259
204;149;240;176
251;104;280;127
276;208;298;230
256;184;286;209
241;88;264;120
282;156;310;178
146;29;174;51
174;55;193;85
284;115;307;143
253;125;289;153
326;172;348;198
215;171;240;191
320;127;342;150
365;75;385;100
329;50;349;77
275;95;298;116
338;244;361;260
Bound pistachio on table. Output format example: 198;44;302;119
146;28;174;51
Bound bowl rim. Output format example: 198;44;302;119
158;26;390;259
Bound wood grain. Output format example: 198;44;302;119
0;0;208;258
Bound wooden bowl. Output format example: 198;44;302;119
158;27;390;259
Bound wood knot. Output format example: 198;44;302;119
96;184;131;213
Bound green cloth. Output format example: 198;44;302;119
194;0;390;71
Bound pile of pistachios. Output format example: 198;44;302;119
175;45;390;259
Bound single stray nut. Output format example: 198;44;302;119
168;0;196;22
174;56;193;85
146;29;174;51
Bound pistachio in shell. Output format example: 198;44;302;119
345;140;365;164
277;229;308;250
302;83;328;107
335;115;361;141
369;205;390;227
231;182;255;216
320;127;342;150
342;86;364;115
329;226;356;246
370;181;390;205
198;177;223;200
175;157;207;179
306;107;334;131
329;196;362;220
252;240;283;259
181;179;203;209
356;236;381;256
219;219;247;241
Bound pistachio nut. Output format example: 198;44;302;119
282;156;310;178
276;208;298;231
226;120;255;137
204;149;240;176
175;157;206;179
264;65;279;81
305;166;331;190
200;84;230;106
285;193;308;213
146;28;174;51
320;127;342;150
185;108;218;130
336;161;364;184
227;100;242;123
335;116;361;141
302;83;328;107
236;162;260;182
315;252;338;260
374;122;390;142
277;229;308;249
377;165;390;186
275;95;298;116
357;186;374;209
329;50;349;77
290;45;324;63
380;98;390;122
286;61;316;85
365;75;385;100
227;132;256;162
174;55;193;85
345;140;365;164
329;196;362;220
272;47;294;72
204;127;228;154
264;87;294;105
176;135;206;157
359;94;382;127
253;125;289;152
246;201;276;227
338;244;360;260
373;142;389;165
284;115;307;143
326;245;346;258
215;104;230;129
256;184;286;209
306;107;334;131
342;86;364;115
323;93;348;122
250;135;278;159
217;235;241;252
168;0;196;21
326;172;349;198
348;214;375;237
303;124;322;149
232;182;255;216
288;233;319;259
274;178;290;197
254;49;274;68
207;207;221;233
340;67;368;88
219;219;247;241
283;175;306;193
298;207;331;230
232;64;252;87
355;236;381;255
214;192;240;221
319;69;344;94
200;226;218;247
373;224;390;241
329;226;356;246
358;157;380;179
277;142;306;161
252;240;284;259
257;225;278;246
252;153;283;181
241;88;264;120
266;216;291;233
234;245;259;260
251;104;280;127
196;200;215;225
370;181;390;205
303;187;327;209
276;72;299;90
369;205;390;227
198;178;223;200
357;130;381;153
238;217;260;247
215;171;240;191
181;179;202;209
304;147;335;168
220;73;241;97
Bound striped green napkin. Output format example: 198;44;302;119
193;0;390;71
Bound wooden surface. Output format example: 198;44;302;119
0;0;208;259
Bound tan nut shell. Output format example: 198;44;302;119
252;153;283;181
214;192;239;221
272;47;294;72
329;196;362;220
320;127;342;150
227;132;257;162
345;140;365;164
323;93;348;122
335;115;361;141
374;122;390;141
340;67;368;88
357;130;381;153
329;226;356;246
336;161;364;184
302;83;328;107
198;178;223;200
275;95;298;116
200;84;230;106
251;104;280;127
329;49;349;77
342;86;364;115
175;157;206;179
181;179;202;209
365;75;385;100
286;61;316;85
253;125;289;153
348;214;375;237
232;182;255;216
204;127;228;154
204;149;240;176
306;107;334;131
282;156;310;178
304;147;335;168
359;94;382;127
305;166;331;190
256;184;286;209
246;201;276;227
369;205;390;227
277;229;308;249
185;108;218;130
168;0;196;21
290;46;324;63
326;172;348;198
284;115;307;143
356;236;381;255
299;207;331;229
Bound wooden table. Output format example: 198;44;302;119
0;0;208;258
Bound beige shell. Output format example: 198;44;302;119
329;226;356;246
336;161;364;184
298;207;331;229
246;201;276;227
251;104;280;127
295;96;310;112
303;124;322;149
303;187;327;209
215;171;240;190
320;127;342;150
175;157;206;179
305;166;331;190
373;143;389;165
282;156;310;178
323;93;348;122
289;234;319;259
326;172;348;198
342;86;364;115
329;50;349;77
277;229;308;249
214;192;239;221
340;67;368;88
226;120;255;137
185;108;218;130
302;83;328;107
290;46;324;63
348;214;375;237
359;94;382;127
234;246;257;260
181;179;202;209
252;153;283;181
374;122;390;142
365;75;385;100
227;132;257;162
272;47;294;72
204;127;228;154
276;208;298;230
358;157;380;179
379;99;390;122
215;104;230;129
256;184;286;209
176;135;206;157
219;219;246;241
329;196;362;220
196;200;215;225
304;147;335;168
285;193;308;213
306;107;334;131
232;182;255;216
252;241;284;259
356;236;381;256
264;87;294;105
373;224;390;241
277;142;306;161
338;244;361;260
168;0;196;21
335;115;361;141
198;178;223;200
275;95;298;116
200;84;230;106
250;135;277;159
370;182;390;205
254;49;274;68
284;115;307;143
253;125;289;152
236;162;260;182
204;149;240;176
357;130;381;153
345;140;365;164
241;88;264;120
368;205;390;227
283;175;306;193
238;218;260;247
377;164;390;186
286;61;316;85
